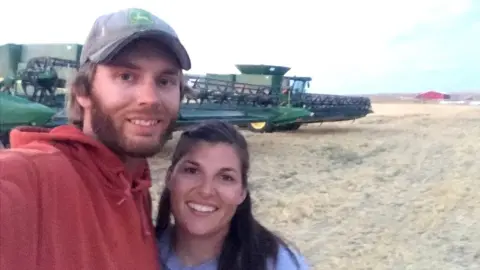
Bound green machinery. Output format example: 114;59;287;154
0;91;57;146
183;64;373;133
0;43;373;147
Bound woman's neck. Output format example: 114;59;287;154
172;226;228;267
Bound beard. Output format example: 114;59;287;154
90;97;176;158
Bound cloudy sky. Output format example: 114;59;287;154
1;0;479;94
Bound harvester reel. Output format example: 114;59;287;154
211;90;233;104
184;87;210;104
18;57;59;105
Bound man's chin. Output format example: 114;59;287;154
120;136;167;158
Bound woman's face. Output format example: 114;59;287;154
168;141;246;236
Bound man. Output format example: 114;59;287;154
0;7;191;270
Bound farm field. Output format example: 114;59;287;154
148;102;480;270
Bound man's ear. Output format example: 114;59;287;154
76;94;92;109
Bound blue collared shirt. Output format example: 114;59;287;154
157;229;310;270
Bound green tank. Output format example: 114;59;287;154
0;92;56;146
0;92;56;131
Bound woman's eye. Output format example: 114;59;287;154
221;175;235;182
183;167;197;174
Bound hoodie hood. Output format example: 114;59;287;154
9;125;154;237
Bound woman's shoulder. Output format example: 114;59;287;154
272;244;310;270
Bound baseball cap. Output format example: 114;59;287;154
80;8;191;70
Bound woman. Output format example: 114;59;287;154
155;120;309;270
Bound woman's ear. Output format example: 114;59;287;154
237;188;247;205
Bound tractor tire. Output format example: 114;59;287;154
247;121;273;133
275;123;302;131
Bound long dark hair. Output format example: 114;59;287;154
155;120;300;270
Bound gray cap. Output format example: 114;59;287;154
80;8;191;70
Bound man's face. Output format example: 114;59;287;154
83;39;182;158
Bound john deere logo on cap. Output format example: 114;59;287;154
128;8;154;25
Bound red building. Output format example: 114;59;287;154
416;91;450;100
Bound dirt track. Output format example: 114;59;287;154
148;103;480;270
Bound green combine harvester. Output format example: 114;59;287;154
0;43;373;147
184;64;373;133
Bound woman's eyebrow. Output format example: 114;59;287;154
218;167;237;173
183;160;199;166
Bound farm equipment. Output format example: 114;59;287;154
0;91;57;147
4;56;78;107
0;43;373;147
184;64;373;132
16;56;78;105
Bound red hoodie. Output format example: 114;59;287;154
0;125;160;270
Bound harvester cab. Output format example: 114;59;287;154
283;76;312;95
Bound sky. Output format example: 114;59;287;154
1;0;479;94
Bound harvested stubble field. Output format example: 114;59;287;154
148;103;480;270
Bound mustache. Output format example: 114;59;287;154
128;104;163;114
125;105;170;120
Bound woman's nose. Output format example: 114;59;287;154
197;178;214;197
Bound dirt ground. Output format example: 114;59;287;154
148;103;480;270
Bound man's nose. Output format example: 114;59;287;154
136;78;161;105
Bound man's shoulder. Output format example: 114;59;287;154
0;142;69;176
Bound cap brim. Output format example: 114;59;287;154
89;30;191;70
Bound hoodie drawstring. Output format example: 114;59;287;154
116;188;132;206
117;173;152;239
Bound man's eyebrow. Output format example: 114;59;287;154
161;68;181;76
106;61;180;76
107;61;140;70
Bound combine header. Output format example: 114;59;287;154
183;64;373;132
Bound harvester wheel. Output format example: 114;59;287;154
248;121;273;133
284;123;302;131
275;123;302;132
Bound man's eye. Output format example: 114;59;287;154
158;77;177;86
120;73;134;81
